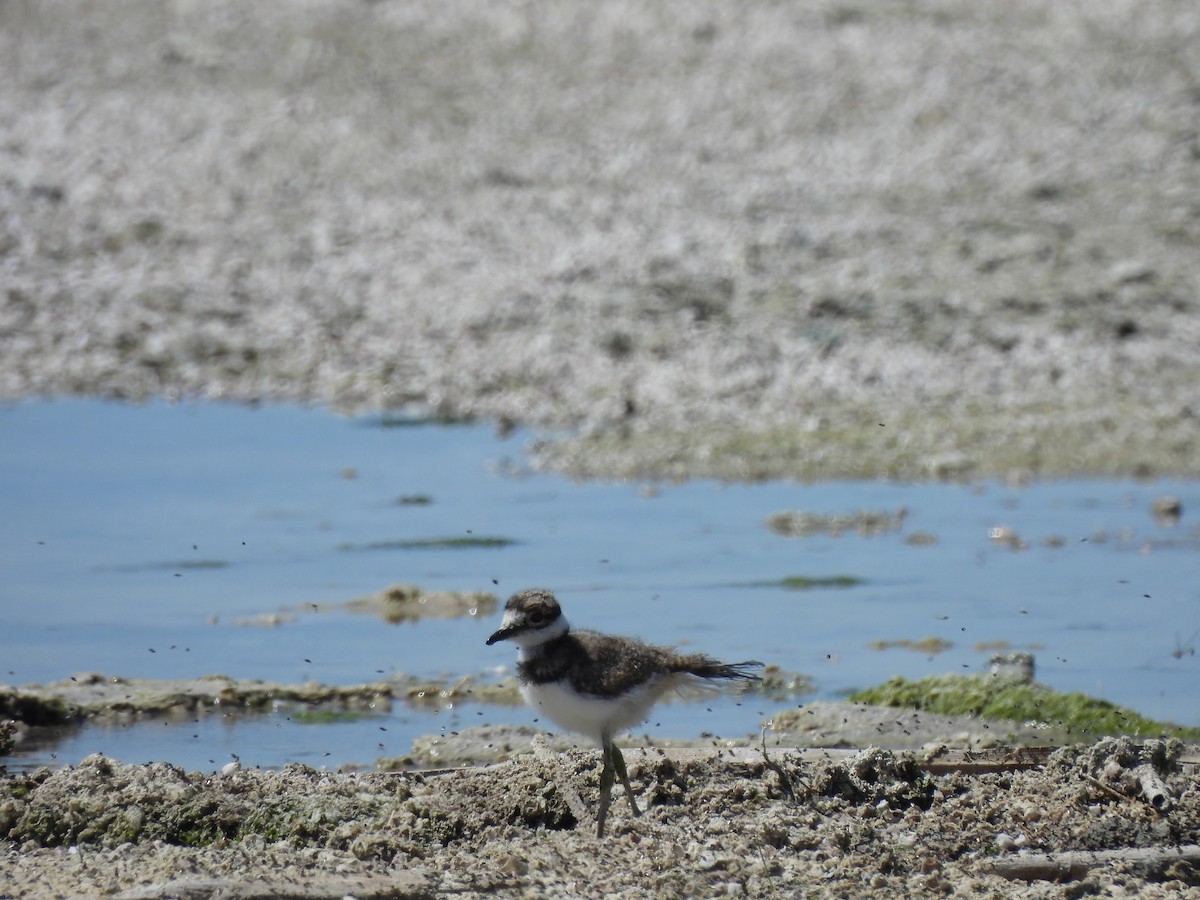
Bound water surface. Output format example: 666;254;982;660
1;400;1197;771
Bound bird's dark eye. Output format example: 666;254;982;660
528;610;546;625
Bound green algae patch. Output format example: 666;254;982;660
736;575;863;591
766;509;907;538
288;709;378;724
867;637;954;655
99;559;230;572
340;536;518;551
0;690;70;725
393;494;433;506
850;675;1200;740
778;575;862;590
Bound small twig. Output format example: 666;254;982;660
759;725;798;802
1084;775;1162;817
1084;774;1129;804
989;844;1200;882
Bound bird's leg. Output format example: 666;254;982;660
610;742;641;817
596;738;616;838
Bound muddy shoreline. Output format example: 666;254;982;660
4;673;1199;897
3;740;1199;898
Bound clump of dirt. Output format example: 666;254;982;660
805;746;937;810
766;508;907;538
0;673;524;730
341;585;498;624
2;742;1197;898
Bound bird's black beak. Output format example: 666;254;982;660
486;625;515;646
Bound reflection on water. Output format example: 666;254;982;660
1;399;1197;771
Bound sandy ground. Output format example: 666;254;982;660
1;740;1198;898
3;1;1200;895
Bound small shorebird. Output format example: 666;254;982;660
486;588;763;836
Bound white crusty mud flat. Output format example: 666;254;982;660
3;1;1199;481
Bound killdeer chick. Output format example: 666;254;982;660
486;588;763;837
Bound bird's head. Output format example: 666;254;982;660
486;588;568;648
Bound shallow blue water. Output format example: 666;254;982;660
1;399;1197;771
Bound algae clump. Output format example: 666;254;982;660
850;674;1200;740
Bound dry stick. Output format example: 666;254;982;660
1084;774;1163;817
989;844;1200;882
531;734;589;826
759;725;798;802
1084;774;1136;804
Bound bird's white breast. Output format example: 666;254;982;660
520;675;681;744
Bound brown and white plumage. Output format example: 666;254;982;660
486;588;763;836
